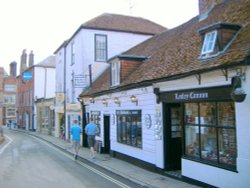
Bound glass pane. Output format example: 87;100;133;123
171;107;182;138
219;128;237;165
185;125;199;157
117;116;123;142
200;102;216;125
200;127;217;161
126;116;131;144
218;102;235;127
185;103;198;124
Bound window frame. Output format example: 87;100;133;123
184;101;237;170
116;110;142;148
95;34;107;62
201;30;218;55
6;108;16;117
111;61;121;86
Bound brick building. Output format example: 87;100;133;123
16;50;35;130
0;62;17;127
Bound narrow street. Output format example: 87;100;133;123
0;129;141;188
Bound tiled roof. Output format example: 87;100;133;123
81;0;250;97
81;13;167;35
122;0;250;85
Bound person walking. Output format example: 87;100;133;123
85;118;98;159
70;120;82;160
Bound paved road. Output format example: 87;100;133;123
0;130;141;188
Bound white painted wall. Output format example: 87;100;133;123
85;66;250;187
64;28;153;104
55;48;65;94
156;67;250;188
86;86;165;168
34;66;55;99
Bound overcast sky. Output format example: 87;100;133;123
0;0;198;74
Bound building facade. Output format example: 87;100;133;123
33;56;56;135
16;50;56;133
79;0;250;187
16;50;35;130
54;13;166;141
2;62;17;128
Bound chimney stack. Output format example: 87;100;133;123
10;61;17;77
20;49;27;74
199;0;224;20
28;50;34;67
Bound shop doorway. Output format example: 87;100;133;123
164;103;183;171
103;115;110;153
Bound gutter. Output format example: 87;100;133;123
82;56;250;98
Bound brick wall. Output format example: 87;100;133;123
16;68;34;129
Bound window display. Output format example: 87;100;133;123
185;102;236;168
116;110;142;148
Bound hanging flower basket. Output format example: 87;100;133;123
231;92;247;103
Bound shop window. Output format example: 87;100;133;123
116;110;142;148
185;102;236;168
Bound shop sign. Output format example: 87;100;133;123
74;74;88;88
91;111;100;115
159;86;233;103
116;110;141;115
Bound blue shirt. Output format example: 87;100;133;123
85;123;97;136
70;124;82;141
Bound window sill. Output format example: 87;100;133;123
182;155;238;172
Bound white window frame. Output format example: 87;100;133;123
95;34;107;62
111;61;120;86
201;30;218;55
4;85;16;92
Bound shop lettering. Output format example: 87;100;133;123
175;92;208;100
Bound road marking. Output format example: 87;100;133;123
0;135;13;155
77;160;131;188
30;135;131;188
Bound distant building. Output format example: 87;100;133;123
0;62;17;128
16;50;56;134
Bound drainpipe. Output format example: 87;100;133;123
63;45;67;139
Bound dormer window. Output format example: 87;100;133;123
201;30;217;55
199;22;241;58
111;61;120;86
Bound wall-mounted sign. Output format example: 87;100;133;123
22;72;32;81
159;86;233;103
74;74;88;88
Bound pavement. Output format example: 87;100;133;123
3;128;201;188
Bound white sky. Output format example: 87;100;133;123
0;0;198;74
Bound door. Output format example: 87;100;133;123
164;103;183;171
103;115;110;153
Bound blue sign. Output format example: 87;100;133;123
22;72;32;81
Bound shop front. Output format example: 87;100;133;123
159;85;237;173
